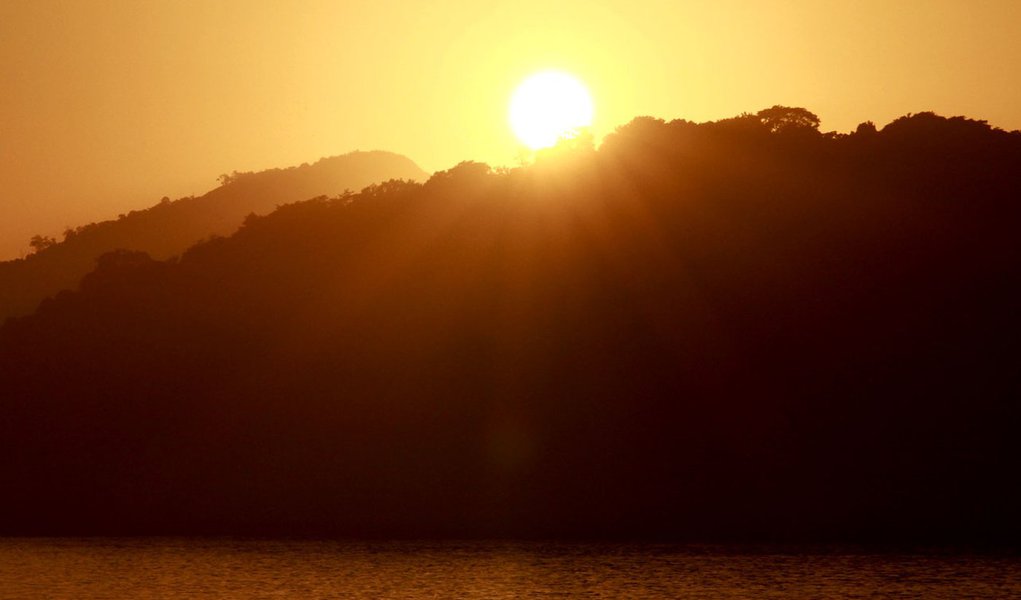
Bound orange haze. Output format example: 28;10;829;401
2;0;1020;260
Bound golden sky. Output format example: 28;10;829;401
2;0;1020;259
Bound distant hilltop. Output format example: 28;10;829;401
0;150;428;323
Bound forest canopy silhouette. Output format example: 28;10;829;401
0;151;427;323
1;108;1019;541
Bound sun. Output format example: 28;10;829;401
509;71;595;150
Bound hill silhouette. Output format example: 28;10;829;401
0;151;428;322
1;109;1020;542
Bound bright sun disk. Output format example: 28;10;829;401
510;71;594;150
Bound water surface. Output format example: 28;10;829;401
1;539;1018;599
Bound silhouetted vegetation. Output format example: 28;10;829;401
1;109;1019;542
0;151;427;323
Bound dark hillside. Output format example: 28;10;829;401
1;110;1019;541
0;151;428;322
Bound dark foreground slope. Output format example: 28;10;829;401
0;151;428;322
1;111;1020;542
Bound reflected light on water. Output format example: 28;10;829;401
1;539;1019;599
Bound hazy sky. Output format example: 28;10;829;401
2;0;1019;260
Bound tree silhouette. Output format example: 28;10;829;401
533;127;597;166
855;120;878;136
27;235;57;254
756;105;821;133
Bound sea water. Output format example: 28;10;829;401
0;539;1018;599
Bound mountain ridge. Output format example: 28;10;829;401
0;150;428;322
1;109;1020;541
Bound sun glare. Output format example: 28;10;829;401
510;71;595;150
